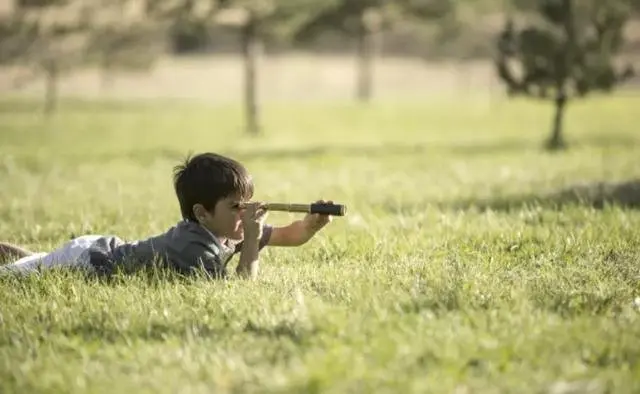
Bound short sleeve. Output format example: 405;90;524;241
233;224;273;255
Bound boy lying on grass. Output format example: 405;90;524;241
0;152;332;280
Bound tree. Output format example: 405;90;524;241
83;0;166;93
293;0;455;103
148;0;327;135
0;0;164;114
496;0;635;150
215;0;325;135
0;1;91;114
145;0;220;53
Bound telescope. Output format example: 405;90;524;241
235;202;347;216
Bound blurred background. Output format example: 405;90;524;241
1;0;638;129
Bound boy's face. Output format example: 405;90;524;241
198;194;247;241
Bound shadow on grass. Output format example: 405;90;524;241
0;97;182;114
229;140;534;160
0;148;186;173
58;321;223;344
55;317;316;346
6;134;639;173
243;319;317;345
531;289;624;318
226;135;640;161
437;179;640;212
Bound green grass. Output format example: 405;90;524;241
1;94;640;393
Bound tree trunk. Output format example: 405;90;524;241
242;14;261;135
43;58;58;116
355;17;380;103
546;0;573;151
101;52;115;94
546;93;568;151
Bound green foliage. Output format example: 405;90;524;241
147;0;332;49
393;0;456;22
16;0;70;7
145;0;220;52
81;0;165;72
0;14;38;65
213;0;334;42
496;0;636;150
86;26;164;71
0;3;90;75
293;0;382;42
0;0;166;114
293;0;455;42
496;0;635;99
169;17;211;53
261;0;335;42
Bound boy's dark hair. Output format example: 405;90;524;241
173;152;254;221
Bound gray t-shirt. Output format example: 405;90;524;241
86;221;272;278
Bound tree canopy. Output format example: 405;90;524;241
496;0;635;150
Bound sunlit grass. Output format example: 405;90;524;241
1;94;640;393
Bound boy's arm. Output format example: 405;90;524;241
268;220;316;247
236;237;260;279
269;210;333;246
236;202;268;280
268;199;333;247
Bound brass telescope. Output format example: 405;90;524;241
236;202;347;216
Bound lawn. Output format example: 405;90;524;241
1;93;639;393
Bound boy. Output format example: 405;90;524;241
0;152;333;280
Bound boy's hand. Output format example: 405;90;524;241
241;202;268;241
302;199;333;233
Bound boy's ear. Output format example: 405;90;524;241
192;204;209;222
